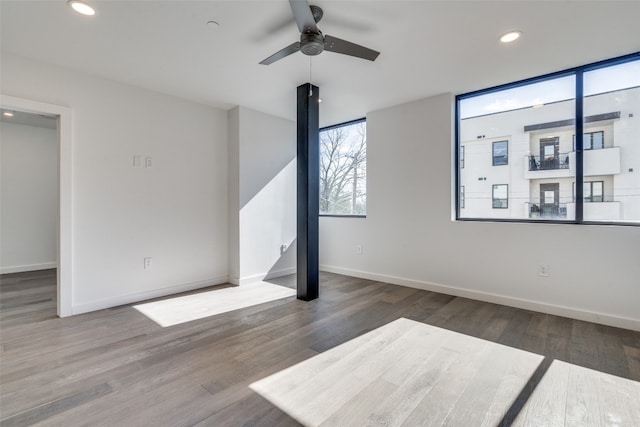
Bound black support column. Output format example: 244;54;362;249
297;83;319;301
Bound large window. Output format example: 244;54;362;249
492;141;508;166
456;52;639;225
574;181;604;203
492;184;508;208
319;119;367;216
573;131;604;151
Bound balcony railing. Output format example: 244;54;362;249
525;202;568;219
527;153;570;171
525;198;621;220
523;147;621;179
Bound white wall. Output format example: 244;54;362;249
228;106;296;284
1;122;57;273
1;53;229;313
320;93;640;331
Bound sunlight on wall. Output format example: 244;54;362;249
239;158;296;282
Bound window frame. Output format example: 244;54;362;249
575;180;604;203
492;184;509;209
455;51;640;226
318;117;367;218
573;131;604;151
492;140;509;166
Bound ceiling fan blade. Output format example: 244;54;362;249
259;42;301;65
324;35;380;61
289;0;319;33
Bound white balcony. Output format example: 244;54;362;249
566;201;621;221
584;146;621;176
523;147;621;180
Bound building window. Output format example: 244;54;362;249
456;52;639;225
319;118;367;216
573;131;604;151
575;181;604;203
460;186;465;208
492;141;508;166
460;146;465;168
492;184;508;209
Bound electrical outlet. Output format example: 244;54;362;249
145;156;153;168
144;257;153;269
355;245;363;255
280;244;288;255
538;264;549;277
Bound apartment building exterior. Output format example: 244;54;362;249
458;85;639;223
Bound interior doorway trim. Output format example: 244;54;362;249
1;94;73;317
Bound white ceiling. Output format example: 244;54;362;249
1;1;639;127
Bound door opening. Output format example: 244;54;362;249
1;94;72;316
540;137;559;170
540;183;560;218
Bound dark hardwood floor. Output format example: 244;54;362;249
1;269;639;426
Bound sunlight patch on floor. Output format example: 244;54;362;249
250;317;544;426
513;359;640;426
133;282;296;327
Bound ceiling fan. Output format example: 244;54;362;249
259;0;380;65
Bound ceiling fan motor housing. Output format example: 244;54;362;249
300;32;324;56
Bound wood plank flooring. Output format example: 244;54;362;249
513;359;640;426
1;269;639;426
133;282;296;327
250;318;545;426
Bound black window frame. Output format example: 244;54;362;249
573;130;604;151
492;140;509;166
455;51;640;226
492;184;508;209
575;181;604;203
318;117;367;218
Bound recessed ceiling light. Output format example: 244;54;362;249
500;31;521;43
67;0;96;16
207;20;220;28
3;111;14;117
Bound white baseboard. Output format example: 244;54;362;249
1;262;57;274
238;267;296;286
71;274;230;315
320;265;640;332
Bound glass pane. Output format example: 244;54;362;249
592;181;603;202
458;75;575;220
545;191;555;204
544;145;555;158
592;132;603;149
583;184;592;202
493;141;508;165
583;59;640;222
319;120;367;215
494;184;508;199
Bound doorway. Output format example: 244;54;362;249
540;137;559;170
0;94;72;316
540;183;560;218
